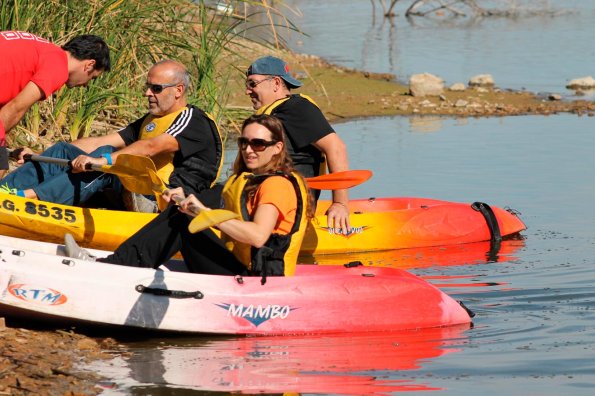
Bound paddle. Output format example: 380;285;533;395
146;168;239;232
23;153;157;195
188;209;240;233
146;167;372;205
145;164;372;233
183;171;373;233
305;170;372;190
147;167;169;212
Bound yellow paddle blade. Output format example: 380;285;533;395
115;153;157;173
95;154;158;195
112;174;153;195
146;168;168;212
188;209;239;234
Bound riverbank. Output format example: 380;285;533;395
0;319;112;394
225;49;595;123
1;48;595;394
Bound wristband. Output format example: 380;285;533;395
101;153;113;165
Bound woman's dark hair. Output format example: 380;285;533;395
62;35;111;71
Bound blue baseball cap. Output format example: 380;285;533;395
246;56;302;89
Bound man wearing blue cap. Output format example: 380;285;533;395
245;55;351;234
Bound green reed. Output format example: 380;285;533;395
1;0;298;148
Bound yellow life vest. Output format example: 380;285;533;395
255;93;319;115
256;94;327;175
138;106;187;184
220;171;308;277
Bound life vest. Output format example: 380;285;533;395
256;94;327;176
138;106;186;183
138;106;224;193
221;171;308;277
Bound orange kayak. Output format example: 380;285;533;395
0;194;525;255
303;197;526;256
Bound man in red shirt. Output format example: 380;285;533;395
0;31;111;177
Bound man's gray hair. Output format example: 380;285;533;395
153;59;191;89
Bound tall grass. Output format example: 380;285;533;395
1;0;300;148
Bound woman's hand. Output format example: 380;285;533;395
162;187;185;204
178;194;209;216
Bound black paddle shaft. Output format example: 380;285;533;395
23;153;72;168
23;153;100;171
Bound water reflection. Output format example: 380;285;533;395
98;325;470;394
303;237;525;269
409;115;445;133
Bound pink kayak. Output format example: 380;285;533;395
0;235;472;335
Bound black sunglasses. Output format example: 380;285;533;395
245;76;274;89
144;82;178;94
237;137;277;152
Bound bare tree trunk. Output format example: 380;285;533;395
373;0;401;17
405;0;486;17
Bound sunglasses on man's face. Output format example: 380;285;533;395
237;137;277;152
245;76;274;89
144;82;178;94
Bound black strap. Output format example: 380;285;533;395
471;202;502;242
458;300;476;318
344;261;363;268
135;285;204;299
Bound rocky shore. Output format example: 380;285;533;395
226;52;595;122
1;50;594;395
0;319;112;394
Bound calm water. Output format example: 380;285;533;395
90;3;595;394
93;114;595;395
285;0;595;95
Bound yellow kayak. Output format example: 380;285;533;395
0;194;526;256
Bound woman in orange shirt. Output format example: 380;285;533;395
177;114;311;277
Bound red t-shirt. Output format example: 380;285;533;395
0;31;68;105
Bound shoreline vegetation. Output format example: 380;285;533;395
1;0;595;393
3;1;595;155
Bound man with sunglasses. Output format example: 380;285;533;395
0;31;111;179
2;60;223;212
245;55;351;234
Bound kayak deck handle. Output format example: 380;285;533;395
11;250;25;257
471;201;502;242
135;284;204;299
344;261;363;268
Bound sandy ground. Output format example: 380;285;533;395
1;49;595;395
